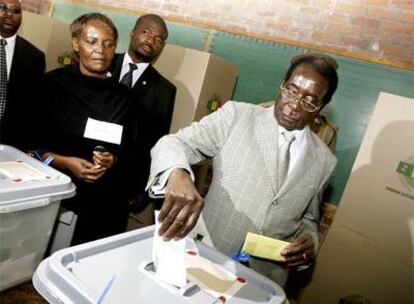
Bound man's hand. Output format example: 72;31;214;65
158;168;204;240
281;233;315;267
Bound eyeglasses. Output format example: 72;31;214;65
0;2;22;14
279;83;322;113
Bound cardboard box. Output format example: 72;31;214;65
19;11;72;72
154;44;238;133
302;92;414;304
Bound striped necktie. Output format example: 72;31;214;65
0;39;7;121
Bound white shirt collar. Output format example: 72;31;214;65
122;52;150;70
278;124;306;143
278;124;308;174
0;33;17;47
120;52;150;85
122;51;134;68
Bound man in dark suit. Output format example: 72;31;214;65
0;0;46;149
111;14;176;215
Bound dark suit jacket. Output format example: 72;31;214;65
0;35;46;150
111;53;176;193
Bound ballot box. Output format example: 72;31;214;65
33;226;286;304
0;145;76;291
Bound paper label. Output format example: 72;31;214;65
84;118;123;145
0;161;49;182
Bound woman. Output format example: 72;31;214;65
34;13;138;245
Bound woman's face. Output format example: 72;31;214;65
72;20;116;78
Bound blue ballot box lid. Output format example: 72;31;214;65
0;145;76;211
33;226;286;304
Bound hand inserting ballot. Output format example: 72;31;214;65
157;168;204;241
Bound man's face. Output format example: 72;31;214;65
0;0;22;38
72;20;116;78
274;66;329;131
128;18;167;63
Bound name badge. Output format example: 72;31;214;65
84;118;123;145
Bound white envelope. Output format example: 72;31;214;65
153;211;187;288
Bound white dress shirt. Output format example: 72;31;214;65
119;52;149;87
278;125;307;175
0;34;17;79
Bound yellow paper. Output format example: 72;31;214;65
241;232;290;261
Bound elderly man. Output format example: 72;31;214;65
148;54;338;286
0;0;45;148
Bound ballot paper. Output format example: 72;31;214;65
241;232;290;261
0;161;49;182
152;211;187;288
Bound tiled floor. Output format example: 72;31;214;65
0;282;47;304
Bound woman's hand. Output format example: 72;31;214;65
44;152;107;183
65;156;107;182
93;151;117;170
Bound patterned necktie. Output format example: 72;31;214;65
120;63;138;89
0;39;7;121
278;131;295;189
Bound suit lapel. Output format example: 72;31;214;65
132;65;156;93
9;36;24;81
274;127;317;199
254;106;279;195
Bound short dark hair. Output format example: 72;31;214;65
284;53;339;105
70;12;118;42
134;14;168;40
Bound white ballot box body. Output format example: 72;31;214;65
0;145;75;291
33;226;286;304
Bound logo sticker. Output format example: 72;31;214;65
396;158;414;192
207;93;222;113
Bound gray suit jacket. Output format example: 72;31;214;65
149;101;337;284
